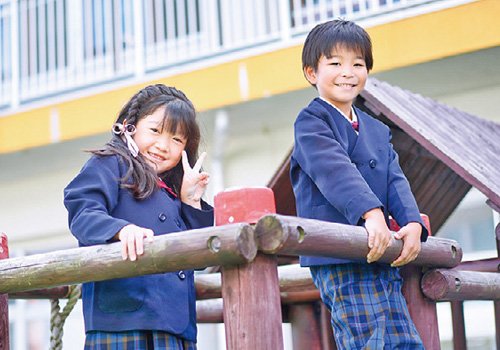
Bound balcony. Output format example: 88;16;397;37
0;0;469;111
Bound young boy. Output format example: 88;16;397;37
290;20;429;348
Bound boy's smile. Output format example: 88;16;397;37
304;46;368;118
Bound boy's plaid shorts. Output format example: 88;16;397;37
310;263;424;350
84;330;196;350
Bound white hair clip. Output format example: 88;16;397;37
112;122;139;157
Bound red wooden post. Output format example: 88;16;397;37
495;223;500;349
450;301;466;350
0;233;9;350
319;303;337;350
215;188;284;350
400;265;440;349
288;303;321;350
398;215;441;349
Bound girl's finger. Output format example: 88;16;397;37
136;233;144;256
199;172;210;181
181;151;190;172
193;152;207;172
121;239;128;260
145;230;154;243
127;234;137;261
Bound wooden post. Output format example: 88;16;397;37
495;223;500;349
398;215;440;349
215;188;284;350
400;265;441;349
0;224;257;294
320;303;337;350
450;301;466;350
288;303;321;350
255;214;462;268
0;233;9;350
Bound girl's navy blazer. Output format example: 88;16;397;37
291;98;428;267
64;155;214;341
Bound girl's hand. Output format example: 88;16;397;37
181;151;210;209
117;224;154;261
391;222;422;267
363;208;392;263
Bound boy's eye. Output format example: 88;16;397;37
150;128;160;133
173;137;185;144
354;62;365;67
329;62;340;66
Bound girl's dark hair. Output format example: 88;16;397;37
92;84;200;200
302;19;373;81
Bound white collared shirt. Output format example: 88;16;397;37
320;97;358;133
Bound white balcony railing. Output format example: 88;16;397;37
0;0;465;110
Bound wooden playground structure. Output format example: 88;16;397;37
0;187;499;350
1;77;500;349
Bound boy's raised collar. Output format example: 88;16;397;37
319;97;358;124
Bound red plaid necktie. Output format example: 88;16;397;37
157;179;177;198
351;121;359;131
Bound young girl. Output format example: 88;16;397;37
64;84;213;349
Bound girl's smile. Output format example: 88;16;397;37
133;107;186;174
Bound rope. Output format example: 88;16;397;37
50;284;82;350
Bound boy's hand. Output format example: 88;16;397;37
117;224;154;261
391;222;422;267
181;151;210;209
363;208;392;263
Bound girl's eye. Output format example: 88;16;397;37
150;128;160;133
173;137;185;144
330;62;340;66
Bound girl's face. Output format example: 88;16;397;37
133;107;187;174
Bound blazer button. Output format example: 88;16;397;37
178;271;186;280
369;159;377;168
158;213;167;222
175;219;181;228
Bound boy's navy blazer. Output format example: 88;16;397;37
64;155;213;341
291;98;428;266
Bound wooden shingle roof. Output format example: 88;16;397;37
268;78;500;234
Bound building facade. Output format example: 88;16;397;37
1;0;499;348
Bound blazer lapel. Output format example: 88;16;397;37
350;108;366;160
315;98;359;156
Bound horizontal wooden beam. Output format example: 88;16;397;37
195;272;222;300
196;264;317;300
197;298;224;323
10;263;317;301
255;215;462;268
453;258;500;273
0;224;256;294
9;287;70;299
421;269;500;301
14;258;498;300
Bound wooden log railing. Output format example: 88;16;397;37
422;269;500;301
2;211;500;350
0;223;256;294
255;214;462;268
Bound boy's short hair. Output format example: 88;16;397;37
302;19;373;72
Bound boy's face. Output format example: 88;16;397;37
304;45;368;117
